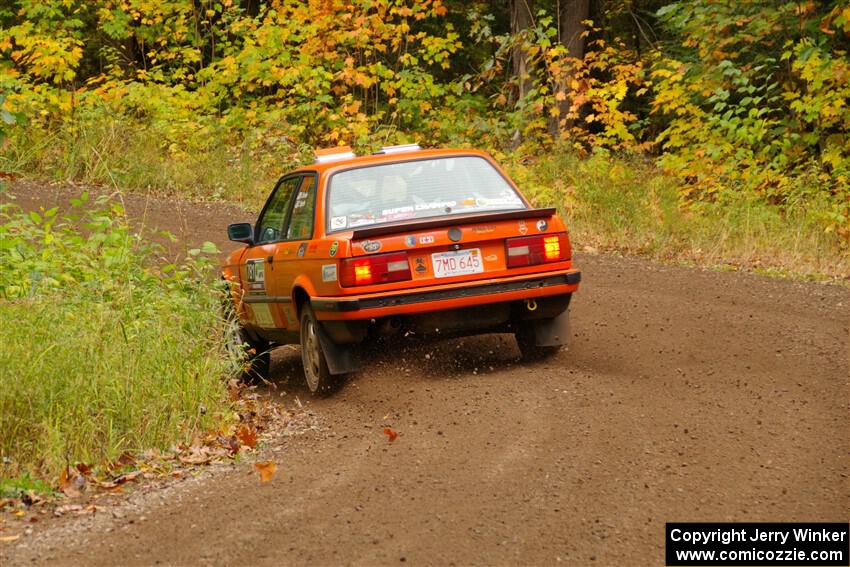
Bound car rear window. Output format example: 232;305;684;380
326;156;526;232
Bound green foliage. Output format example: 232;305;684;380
477;12;651;151
0;197;236;480
651;0;850;237
0;93;21;147
0;473;55;499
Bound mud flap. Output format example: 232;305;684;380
531;309;571;347
316;323;361;375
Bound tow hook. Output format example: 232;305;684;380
525;299;538;312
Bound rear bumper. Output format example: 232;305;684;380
311;269;581;320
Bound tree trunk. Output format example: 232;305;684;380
510;0;534;104
559;0;590;60
551;0;591;136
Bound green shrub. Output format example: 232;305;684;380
0;195;236;480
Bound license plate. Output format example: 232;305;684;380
431;249;483;278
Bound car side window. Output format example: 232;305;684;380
256;177;300;243
284;175;317;241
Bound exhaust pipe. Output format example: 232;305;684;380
377;316;402;336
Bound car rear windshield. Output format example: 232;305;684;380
326;156;526;232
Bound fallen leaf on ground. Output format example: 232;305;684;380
0;535;21;543
21;491;42;506
255;461;277;483
54;504;83;516
227;436;241;455
236;425;257;449
179;446;213;465
75;463;92;476
58;468;85;498
98;470;142;489
227;379;242;401
116;452;136;466
383;427;399;442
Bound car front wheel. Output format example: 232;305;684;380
300;305;338;395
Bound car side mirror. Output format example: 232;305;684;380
227;223;254;244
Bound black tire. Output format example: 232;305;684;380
299;305;339;396
515;321;561;362
224;301;271;383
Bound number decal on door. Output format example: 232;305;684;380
246;259;266;293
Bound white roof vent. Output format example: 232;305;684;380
375;143;421;155
315;146;356;164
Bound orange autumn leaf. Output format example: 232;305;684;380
255;461;277;483
236;425;257;449
58;468;81;498
383;427;398;442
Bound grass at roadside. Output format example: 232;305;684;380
0;195;236;483
508;150;850;280
1;114;286;204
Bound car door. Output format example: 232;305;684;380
270;174;319;330
240;175;301;330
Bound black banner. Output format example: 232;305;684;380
666;523;849;566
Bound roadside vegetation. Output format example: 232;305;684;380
509;151;850;278
0;195;236;484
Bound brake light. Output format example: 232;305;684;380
506;233;569;268
543;235;560;260
354;263;371;284
340;251;412;287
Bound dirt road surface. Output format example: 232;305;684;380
2;181;848;566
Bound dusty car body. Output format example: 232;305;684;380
223;145;581;394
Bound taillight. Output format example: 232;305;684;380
340;252;412;287
506;233;569;268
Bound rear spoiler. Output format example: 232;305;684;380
350;208;556;240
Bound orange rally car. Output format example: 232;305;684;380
223;145;581;394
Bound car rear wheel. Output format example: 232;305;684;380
300;305;338;396
515;321;561;361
